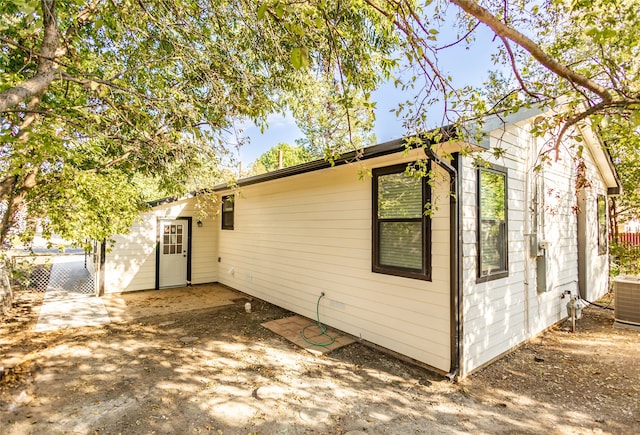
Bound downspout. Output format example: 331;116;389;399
424;147;461;380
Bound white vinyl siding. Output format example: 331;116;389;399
461;117;611;375
217;151;452;372
103;197;218;293
104;217;158;293
462;121;552;374
578;143;610;301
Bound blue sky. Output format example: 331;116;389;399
237;22;503;167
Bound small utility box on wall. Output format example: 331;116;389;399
614;276;640;331
536;240;550;293
536;254;547;293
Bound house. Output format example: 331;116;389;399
100;106;620;378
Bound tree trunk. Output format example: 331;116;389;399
0;0;60;112
0;70;57;113
0;0;59;245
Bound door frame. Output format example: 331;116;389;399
155;217;193;289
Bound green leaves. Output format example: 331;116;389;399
631;112;640;129
257;3;268;20
0;0;400;246
290;47;309;69
0;0;37;17
584;26;618;43
252;142;312;173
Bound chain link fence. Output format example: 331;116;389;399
0;262;13;315
10;254;96;295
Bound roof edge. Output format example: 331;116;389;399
577;123;622;193
148;126;466;206
212;137;405;191
212;126;461;192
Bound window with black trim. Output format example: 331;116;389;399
477;165;508;281
221;195;234;230
372;164;431;280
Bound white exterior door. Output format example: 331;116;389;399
159;220;188;288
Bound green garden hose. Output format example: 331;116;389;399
300;293;335;347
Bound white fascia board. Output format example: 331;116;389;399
577;122;621;191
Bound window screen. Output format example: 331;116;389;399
478;166;508;280
222;195;234;230
372;164;431;280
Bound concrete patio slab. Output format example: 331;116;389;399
34;256;109;332
35;293;110;332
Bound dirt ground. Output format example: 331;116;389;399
1;287;639;434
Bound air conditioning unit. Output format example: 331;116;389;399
614;276;640;331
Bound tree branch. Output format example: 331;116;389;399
59;71;167;103
0;35;73;69
0;69;59;113
449;0;613;103
0;0;61;113
436;20;480;51
498;35;540;100
555;99;640;156
90;151;134;173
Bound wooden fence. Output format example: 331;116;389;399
615;232;640;247
611;232;640;276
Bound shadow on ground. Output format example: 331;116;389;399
1;288;638;434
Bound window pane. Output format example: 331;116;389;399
379;222;422;269
378;173;422;219
479;169;507;276
480;220;506;274
223;196;234;211
480;171;505;221
222;212;234;228
222;195;235;229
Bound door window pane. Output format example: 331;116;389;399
162;223;185;256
